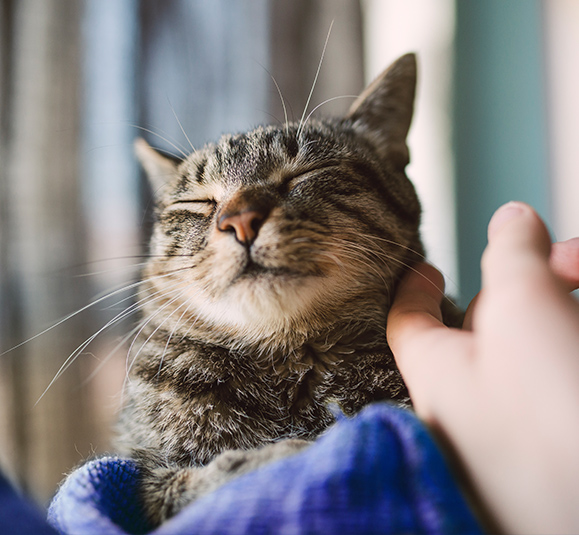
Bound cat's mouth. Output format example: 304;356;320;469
238;258;295;279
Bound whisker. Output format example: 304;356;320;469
344;232;457;290
356;233;426;259
253;59;291;133
157;298;197;376
80;321;149;389
129;123;189;159
315;250;347;272
1;277;152;357
300;139;320;153
297;20;334;140
300;95;357;132
329;247;392;290
257;109;284;126
68;253;202;280
124;282;198;381
331;238;446;298
73;264;146;280
88;265;192;306
270;73;289;136
167;98;195;153
34;273;195;403
177;300;206;342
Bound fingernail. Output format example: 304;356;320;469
488;202;528;240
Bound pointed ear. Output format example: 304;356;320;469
346;53;416;170
134;138;179;195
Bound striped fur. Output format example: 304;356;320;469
117;54;424;525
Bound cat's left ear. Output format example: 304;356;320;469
135;138;180;196
345;53;416;171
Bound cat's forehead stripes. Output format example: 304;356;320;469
171;152;222;203
213;130;288;187
171;121;411;223
192;157;207;185
177;129;303;196
177;152;206;188
208;125;358;187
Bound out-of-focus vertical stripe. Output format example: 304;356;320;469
82;0;141;292
453;0;548;306
361;0;458;296
138;0;271;154
543;1;579;244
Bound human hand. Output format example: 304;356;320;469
387;202;579;534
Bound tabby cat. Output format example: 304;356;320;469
117;53;438;526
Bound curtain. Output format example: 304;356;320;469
0;0;364;505
0;0;94;501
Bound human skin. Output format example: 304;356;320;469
387;202;579;534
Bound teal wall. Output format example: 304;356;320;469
453;0;549;306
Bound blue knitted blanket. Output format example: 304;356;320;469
0;404;484;534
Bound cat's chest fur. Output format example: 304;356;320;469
118;315;407;465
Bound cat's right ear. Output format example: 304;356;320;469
135;138;180;196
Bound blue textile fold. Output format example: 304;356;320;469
45;404;483;535
0;472;58;535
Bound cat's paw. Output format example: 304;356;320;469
211;438;310;476
138;439;310;526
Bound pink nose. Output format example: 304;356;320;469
217;210;265;245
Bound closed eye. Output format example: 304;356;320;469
285;164;341;192
166;200;216;217
285;173;310;192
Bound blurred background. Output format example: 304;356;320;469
0;0;577;506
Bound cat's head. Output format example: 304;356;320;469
137;54;422;347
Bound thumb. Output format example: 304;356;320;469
387;263;446;353
387;263;448;385
482;202;552;292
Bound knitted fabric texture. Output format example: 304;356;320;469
45;404;482;535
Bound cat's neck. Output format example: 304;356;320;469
138;311;388;370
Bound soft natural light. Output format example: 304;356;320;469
544;0;579;242
362;0;458;294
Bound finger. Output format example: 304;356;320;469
550;238;579;292
464;236;579;332
482;202;553;292
462;291;480;331
388;263;445;332
468;220;579;331
388;264;472;415
387;263;446;361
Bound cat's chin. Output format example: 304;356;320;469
191;272;329;338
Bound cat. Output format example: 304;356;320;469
116;53;450;526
